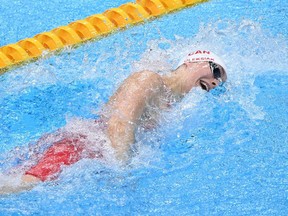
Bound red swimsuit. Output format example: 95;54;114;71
25;120;106;181
25;136;94;181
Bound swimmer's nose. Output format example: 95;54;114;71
210;79;220;89
211;79;221;88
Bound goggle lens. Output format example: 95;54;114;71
209;62;222;81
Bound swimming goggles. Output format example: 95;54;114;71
209;61;223;82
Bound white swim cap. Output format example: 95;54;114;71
177;50;227;73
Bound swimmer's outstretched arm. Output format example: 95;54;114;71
106;70;164;161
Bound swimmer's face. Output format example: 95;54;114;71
193;62;227;92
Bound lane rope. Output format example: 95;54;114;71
0;0;208;73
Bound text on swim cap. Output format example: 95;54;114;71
188;50;211;56
184;57;215;63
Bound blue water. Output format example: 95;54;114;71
0;0;288;215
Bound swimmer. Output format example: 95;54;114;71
0;50;227;194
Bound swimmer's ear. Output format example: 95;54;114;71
184;62;195;68
178;62;198;70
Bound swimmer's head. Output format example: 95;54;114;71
177;50;227;91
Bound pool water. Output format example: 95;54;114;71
0;0;287;215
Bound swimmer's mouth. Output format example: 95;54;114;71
199;80;209;91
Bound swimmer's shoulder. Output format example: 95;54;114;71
134;70;160;78
132;70;164;87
